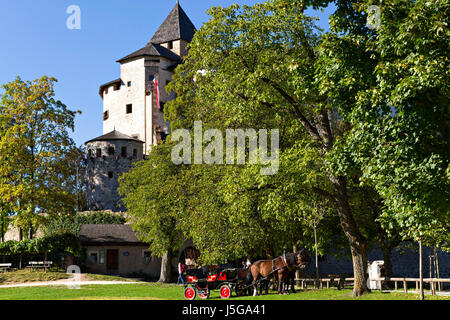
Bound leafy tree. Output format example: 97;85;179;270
118;143;187;283
0;76;81;238
77;212;126;225
167;0;371;296
323;0;449;246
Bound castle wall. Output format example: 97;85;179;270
102;57;173;154
85;140;144;212
103;58;146;148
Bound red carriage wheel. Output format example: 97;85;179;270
219;284;232;299
198;288;210;299
184;286;196;300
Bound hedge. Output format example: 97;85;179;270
0;233;81;256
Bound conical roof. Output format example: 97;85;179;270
149;3;196;45
85;130;144;145
117;43;181;63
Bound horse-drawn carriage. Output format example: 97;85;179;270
183;266;249;300
183;249;311;300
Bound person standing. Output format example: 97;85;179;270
177;262;185;285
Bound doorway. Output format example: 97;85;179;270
106;249;119;275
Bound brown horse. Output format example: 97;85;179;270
249;250;310;296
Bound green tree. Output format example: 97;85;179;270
0;76;81;238
118;143;187;283
323;0;449;246
167;0;371;296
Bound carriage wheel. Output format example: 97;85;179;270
198;288;210;299
219;284;232;299
235;284;247;297
184;286;196;300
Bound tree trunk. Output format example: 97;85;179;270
159;249;173;283
314;227;320;284
434;246;441;291
293;244;301;281
419;239;424;300
380;244;393;278
331;176;369;297
0;214;4;243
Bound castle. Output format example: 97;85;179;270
85;2;196;212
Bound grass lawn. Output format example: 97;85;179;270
0;270;135;285
0;283;447;300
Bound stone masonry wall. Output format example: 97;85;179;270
85;140;144;212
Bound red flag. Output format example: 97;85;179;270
154;76;160;110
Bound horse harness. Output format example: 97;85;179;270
270;253;294;275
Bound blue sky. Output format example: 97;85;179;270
0;1;335;147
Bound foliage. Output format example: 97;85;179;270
322;0;449;246
0;76;81;233
0;233;81;256
77;212;126;225
118;143;186;258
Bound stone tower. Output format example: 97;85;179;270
85;131;144;212
85;3;196;212
99;2;196;154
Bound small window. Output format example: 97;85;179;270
121;147;127;158
89;252;98;263
168;41;173;50
88;150;93;157
133;149;138;159
126;104;133;114
127;81;132;87
160;102;165;113
149;75;155;81
103;111;109;121
96;149;102;158
108;172;114;179
108;147;115;156
99;251;105;264
114;83;120;91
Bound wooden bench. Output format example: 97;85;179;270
0;263;12;273
26;261;53;272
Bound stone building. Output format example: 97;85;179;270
98;2;195;154
85;131;144;212
85;2;196;212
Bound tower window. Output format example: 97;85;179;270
108;172;114;179
96;149;102;158
103;111;109;121
126;104;133;114
108;147;115;156
121;147;127;158
127;81;132;87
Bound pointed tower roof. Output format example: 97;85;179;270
85;130;144;145
149;3;196;45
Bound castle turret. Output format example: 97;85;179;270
86;3;196;212
98;2;196;155
85;131;144;212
